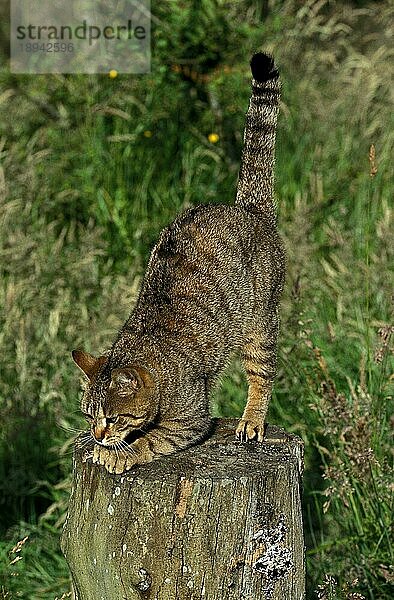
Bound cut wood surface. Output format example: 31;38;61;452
61;419;305;600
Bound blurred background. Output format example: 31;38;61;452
0;1;393;598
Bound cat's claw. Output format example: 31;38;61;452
112;455;138;474
92;445;118;473
236;419;265;442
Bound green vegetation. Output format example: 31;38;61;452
0;1;392;598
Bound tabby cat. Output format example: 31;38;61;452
73;52;284;474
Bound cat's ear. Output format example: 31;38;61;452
110;367;141;394
72;349;107;380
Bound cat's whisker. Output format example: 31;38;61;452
69;433;89;446
113;443;120;461
60;449;77;457
117;439;131;452
77;437;94;450
111;442;127;459
76;430;92;438
118;439;137;457
116;441;131;461
75;432;95;451
57;423;88;435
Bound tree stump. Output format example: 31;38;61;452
61;419;305;600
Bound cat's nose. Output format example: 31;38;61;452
93;426;106;442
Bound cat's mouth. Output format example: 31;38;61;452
94;438;110;447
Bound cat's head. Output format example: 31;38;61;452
72;350;159;447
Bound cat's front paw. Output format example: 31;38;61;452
236;418;265;442
91;440;155;474
92;445;139;474
115;454;140;474
92;445;120;473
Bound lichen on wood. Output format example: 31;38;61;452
61;419;305;600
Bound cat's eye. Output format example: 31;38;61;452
106;416;119;424
82;412;93;421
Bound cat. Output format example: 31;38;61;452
72;52;284;474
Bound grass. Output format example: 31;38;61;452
0;1;393;598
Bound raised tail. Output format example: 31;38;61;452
235;53;280;220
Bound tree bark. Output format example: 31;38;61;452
61;419;305;600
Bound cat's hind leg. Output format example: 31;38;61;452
236;309;279;442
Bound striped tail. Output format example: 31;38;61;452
235;53;281;220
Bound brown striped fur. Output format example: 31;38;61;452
72;53;285;473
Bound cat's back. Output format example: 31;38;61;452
158;204;252;265
140;203;283;309
153;203;279;267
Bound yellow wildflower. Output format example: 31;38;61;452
208;133;219;143
109;69;118;79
